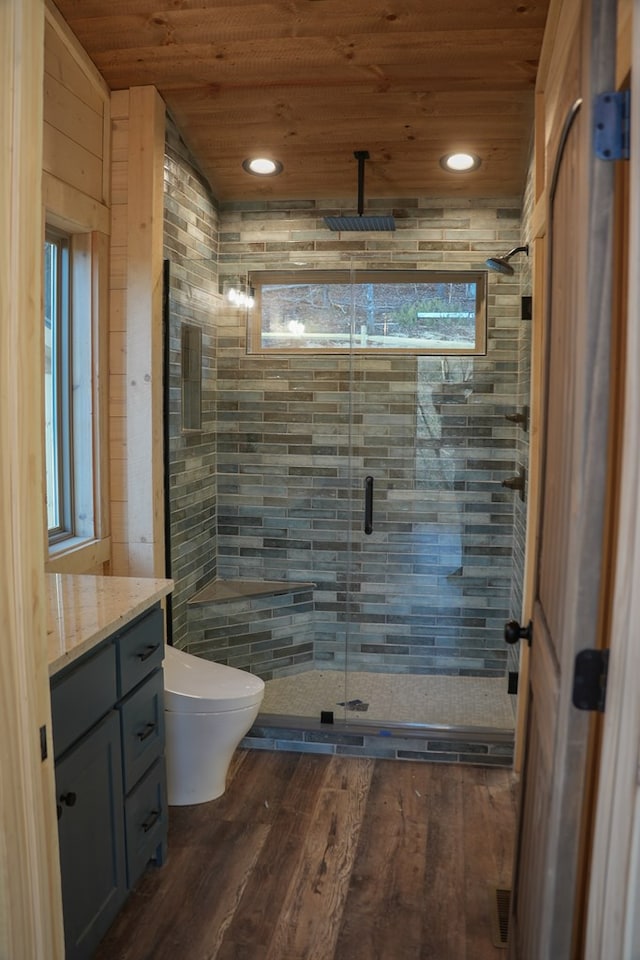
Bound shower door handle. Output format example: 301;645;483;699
364;476;374;535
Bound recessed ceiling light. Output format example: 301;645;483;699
242;157;283;176
440;152;481;172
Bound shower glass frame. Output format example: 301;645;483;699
239;255;522;732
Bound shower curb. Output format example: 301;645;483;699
241;713;514;766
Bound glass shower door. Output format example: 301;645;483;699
343;265;516;730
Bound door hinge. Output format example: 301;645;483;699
572;649;609;712
594;91;630;160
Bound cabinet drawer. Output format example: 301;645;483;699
117;606;164;697
51;643;117;759
125;758;167;889
120;669;165;793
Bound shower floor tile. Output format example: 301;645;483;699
262;670;515;729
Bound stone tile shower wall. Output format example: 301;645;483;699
214;197;526;678
163;119;219;648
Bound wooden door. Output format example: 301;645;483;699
509;0;617;956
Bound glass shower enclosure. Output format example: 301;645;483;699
167;255;528;736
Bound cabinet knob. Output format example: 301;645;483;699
59;791;77;807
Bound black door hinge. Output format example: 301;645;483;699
572;649;609;712
594;91;630;160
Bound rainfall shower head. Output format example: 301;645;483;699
485;244;529;275
324;151;396;232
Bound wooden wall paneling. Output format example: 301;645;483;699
42;2;113;575
44;1;110;101
586;4;640;954
43;3;110;205
0;0;64;956
109;89;129;576
102;92;112;206
42;121;104;201
124;85;166;577
43;72;103;157
534;92;547;203
43;172;110;234
43;14;105;116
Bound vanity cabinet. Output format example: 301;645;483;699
51;604;167;960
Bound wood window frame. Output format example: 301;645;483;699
246;269;488;356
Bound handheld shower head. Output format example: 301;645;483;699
485;244;529;275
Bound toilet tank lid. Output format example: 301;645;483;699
164;645;264;712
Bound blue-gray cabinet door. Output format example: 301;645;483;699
56;710;127;960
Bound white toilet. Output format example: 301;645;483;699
163;645;265;805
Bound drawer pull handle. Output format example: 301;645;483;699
59;791;77;808
142;809;161;833
137;722;157;742
137;643;160;662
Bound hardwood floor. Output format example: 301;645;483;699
95;751;517;960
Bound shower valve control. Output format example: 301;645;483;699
505;407;529;433
504;619;533;646
502;466;526;502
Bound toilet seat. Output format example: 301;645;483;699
164;645;264;713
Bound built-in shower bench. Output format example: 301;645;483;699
186;578;316;679
188;578;315;605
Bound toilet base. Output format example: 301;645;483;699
164;705;259;805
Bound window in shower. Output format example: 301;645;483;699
247;269;487;355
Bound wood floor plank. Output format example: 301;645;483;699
93;818;270;960
262;756;374;960
203;748;304;825
217;754;333;952
333;759;432;960
419;763;468;959
92;752;516;960
461;767;516;959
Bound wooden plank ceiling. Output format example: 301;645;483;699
53;0;550;202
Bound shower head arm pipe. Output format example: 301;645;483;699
503;244;529;260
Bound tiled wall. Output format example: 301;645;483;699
163;119;220;648
242;717;514;766
162;137;529;682
188;585;315;675
211;198;526;678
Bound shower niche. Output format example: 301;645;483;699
180;322;202;434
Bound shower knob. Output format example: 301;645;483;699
504;619;533;646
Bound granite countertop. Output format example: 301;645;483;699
47;573;173;676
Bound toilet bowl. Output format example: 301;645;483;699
163;645;264;805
